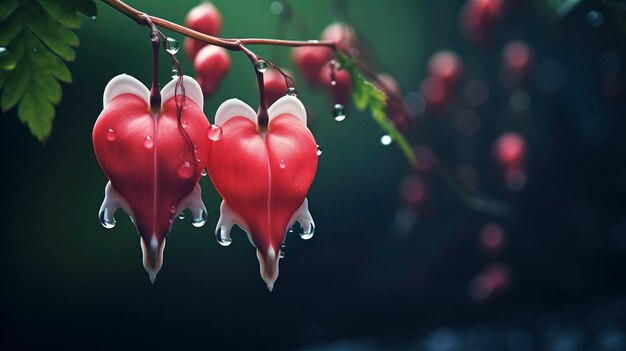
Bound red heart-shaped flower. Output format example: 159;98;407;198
93;74;210;282
206;96;318;290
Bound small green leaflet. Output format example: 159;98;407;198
336;52;416;166
0;0;96;142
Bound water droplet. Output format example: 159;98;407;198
0;47;7;55
129;215;135;224
181;118;188;128
270;1;284;15
178;161;193;178
279;250;286;258
106;128;117;141
91;16;97;21
216;227;232;246
171;67;179;79
316;145;323;156
331;80;337;86
192;209;207;227
165;37;179;54
256;59;268;73
279;159;286;169
99;209;116;229
587;10;603;27
333;104;346;121
201;168;208;176
286;87;297;96
207;124;223;141
380;134;393;145
170;205;177;214
178;212;186;220
281;241;286;248
144;135;153;149
300;223;315;240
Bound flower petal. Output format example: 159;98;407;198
268;95;307;125
214;98;257;126
103;74;150;108
160;75;205;111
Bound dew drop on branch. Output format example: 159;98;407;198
165;37;179;55
316;145;323;156
286;87;297;96
256;60;268;73
333;104;346;121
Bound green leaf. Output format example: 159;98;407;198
0;0;96;141
336;52;417;166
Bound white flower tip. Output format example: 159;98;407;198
214;98;257;126
103;74;150;108
160;75;204;111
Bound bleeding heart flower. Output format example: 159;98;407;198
206;96;318;291
93;74;210;282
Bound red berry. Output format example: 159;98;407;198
263;69;290;106
292;46;333;86
494;131;526;168
428;50;463;85
502;40;532;76
193;45;230;96
318;62;352;106
460;0;504;44
420;75;448;108
184;2;222;60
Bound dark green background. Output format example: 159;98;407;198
2;1;626;350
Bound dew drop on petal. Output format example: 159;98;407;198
99;208;116;229
333;104;346;121
171;67;179;79
106;128;117;141
178;212;186;220
201;168;208;177
144;135;154;149
316;145;323;156
256;59;268;73
288;226;295;234
170;205;177;214
192;209;207;228
165;37;179;54
331;80;337;86
207;124;223;141
181;119;188;128
286;87;297;96
300;223;315;240
380;134;393;145
279;250;286;259
178;161;193;178
215;227;233;246
279;159;286;169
